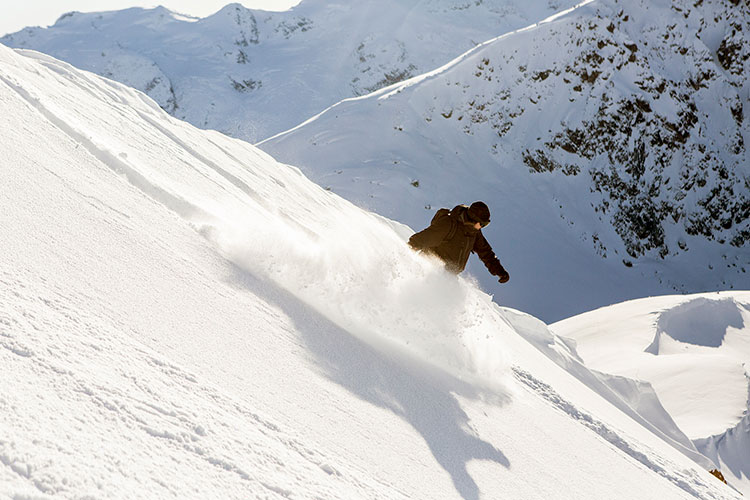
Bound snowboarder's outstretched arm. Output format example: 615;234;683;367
474;231;510;283
408;217;454;251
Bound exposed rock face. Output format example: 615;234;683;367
427;0;749;261
709;469;727;485
532;0;749;259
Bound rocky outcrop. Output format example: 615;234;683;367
433;0;749;262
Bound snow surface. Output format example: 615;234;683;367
258;0;750;323
0;0;581;143
552;291;750;495
0;44;740;499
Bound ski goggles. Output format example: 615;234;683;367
468;214;490;227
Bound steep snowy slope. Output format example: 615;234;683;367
0;0;580;142
0;45;739;499
259;0;750;322
552;291;750;495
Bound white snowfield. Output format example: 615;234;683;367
553;292;750;495
0;45;740;499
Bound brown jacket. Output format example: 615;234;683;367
408;205;506;277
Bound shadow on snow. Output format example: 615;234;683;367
226;263;511;500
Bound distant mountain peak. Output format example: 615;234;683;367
1;0;582;142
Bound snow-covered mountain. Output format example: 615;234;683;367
259;0;750;322
0;43;740;499
552;291;750;495
0;0;580;143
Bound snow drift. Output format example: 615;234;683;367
554;291;750;495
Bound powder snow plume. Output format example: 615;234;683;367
205;202;512;387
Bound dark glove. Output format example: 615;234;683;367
497;269;510;283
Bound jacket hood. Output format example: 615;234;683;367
450;205;469;221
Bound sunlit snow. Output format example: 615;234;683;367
0;43;740;499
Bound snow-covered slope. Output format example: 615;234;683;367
0;0;580;142
259;0;750;322
696;415;750;499
0;44;739;499
552;291;750;495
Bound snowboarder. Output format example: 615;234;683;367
408;201;510;283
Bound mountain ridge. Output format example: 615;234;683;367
259;0;749;321
1;0;581;142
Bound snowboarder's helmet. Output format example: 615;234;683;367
468;201;491;225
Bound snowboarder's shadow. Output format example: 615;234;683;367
309;335;512;500
227;264;510;500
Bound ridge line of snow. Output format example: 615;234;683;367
512;366;716;499
0;72;206;221
375;0;597;100
504;307;715;469
256;0;596;146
